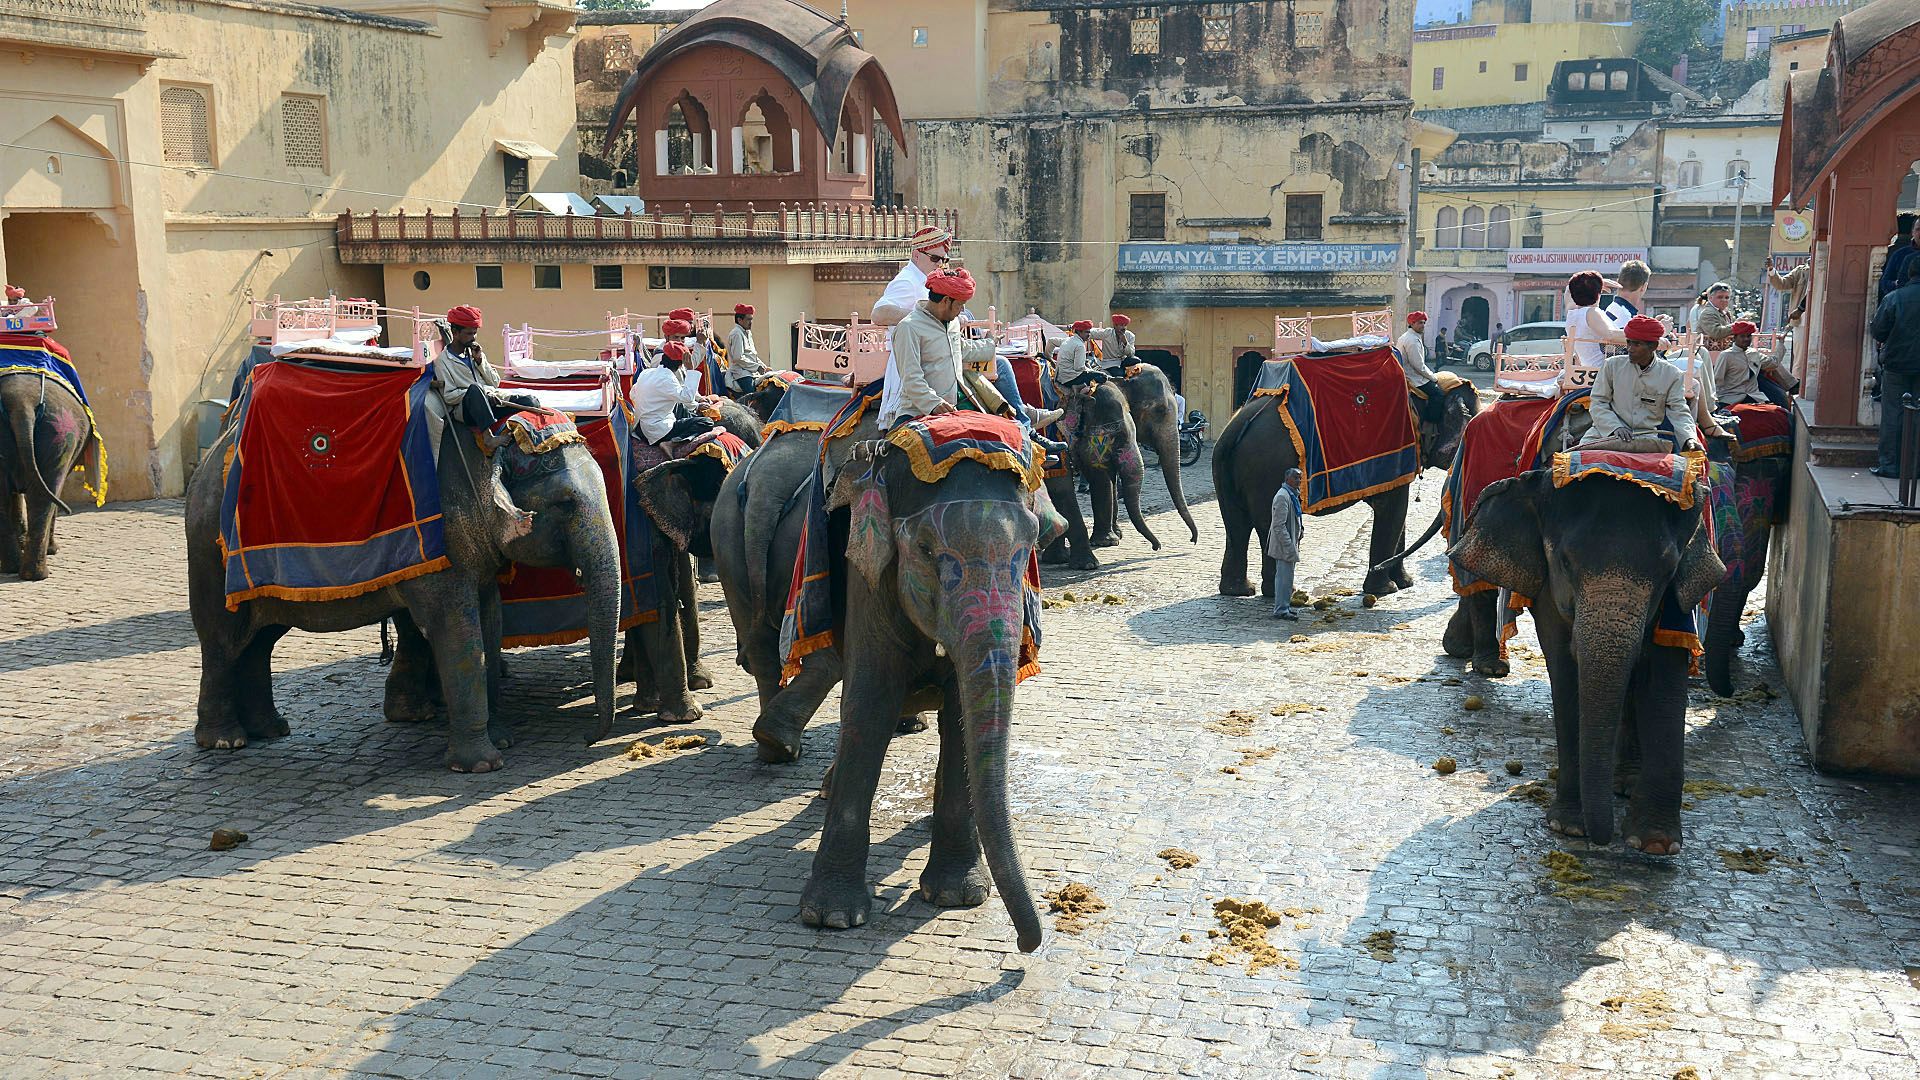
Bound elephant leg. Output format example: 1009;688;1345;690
194;623;254;750
383;613;440;723
696;554;719;584
1465;591;1509;678
16;486;56;581
918;682;987;908
630;611;700;724
752;644;841;764
1092;473;1120;546
415;598;501;773
678;555;714;691
1533;604;1586;837
1443;598;1475;658
1217;485;1256;596
1045;478;1098;570
234;627;291;741
1623;645;1689;856
1361;492;1412;597
800;645;910;931
0;487;23;575
480;583;512;750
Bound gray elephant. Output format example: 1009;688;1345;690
1117;366;1199;544
1;371;95;580
1450;468;1725;854
1042;380;1158;570
617;450;737;720
187;423;621;772
1701;450;1789;696
798;440;1050;952
1214;376;1478;597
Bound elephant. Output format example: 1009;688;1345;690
1701;451;1790;697
1;371;91;581
616;450;736;721
1116;365;1199;544
798;439;1049;952
1449;468;1725;853
1214;377;1479;598
186;422;622;772
1041;380;1158;571
736;377;792;425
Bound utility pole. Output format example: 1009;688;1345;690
1730;169;1748;291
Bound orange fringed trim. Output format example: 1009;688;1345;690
1550;450;1706;510
780;629;836;685
501;611;654;650
885;423;1045;492
223;555;451;611
1652;627;1704;676
761;419;828;442
1729;442;1790;463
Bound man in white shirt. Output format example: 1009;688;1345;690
634;341;718;444
872;225;953;333
1397;311;1444;423
1579;315;1700;453
725;304;768;391
1603;259;1652;329
878;268;999;429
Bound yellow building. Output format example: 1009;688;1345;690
1413;18;1640;110
1;0;579;499
1722;0;1864;60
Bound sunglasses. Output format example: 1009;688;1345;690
927;253;951;264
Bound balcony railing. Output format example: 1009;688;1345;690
1413;248;1513;270
336;204;960;247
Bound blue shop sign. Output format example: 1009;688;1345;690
1117;243;1401;273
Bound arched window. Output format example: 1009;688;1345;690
1608;69;1629;91
660;91;713;176
1435;205;1458;248
1725;158;1751;186
739;91;796;175
831;98;871;176
1487;206;1511;249
1677;159;1703;187
1463;205;1487;248
1567;72;1587;91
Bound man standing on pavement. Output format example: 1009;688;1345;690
725;304;768;392
1269;468;1305;621
1579;315;1700;453
1397;311;1444;424
876;268;999;430
1868;259;1920;478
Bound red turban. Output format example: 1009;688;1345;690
927;268;976;300
4;286;23;301
446;305;483;329
662;319;693;338
668;307;696;322
1729;320;1757;336
661;341;689;362
734;304;755;316
1070;319;1094;333
1624;315;1665;343
910;225;953;252
1111;314;1131;327
1407;311;1428;325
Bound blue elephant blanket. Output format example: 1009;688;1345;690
0;334;106;505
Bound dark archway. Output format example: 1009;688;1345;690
1457;295;1491;344
1233;350;1271;406
1136;348;1182;391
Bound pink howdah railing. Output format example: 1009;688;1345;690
337;205;961;245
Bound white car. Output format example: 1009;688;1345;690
1465;321;1567;372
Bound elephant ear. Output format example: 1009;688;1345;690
1670;497;1728;613
635;459;700;551
828;444;895;589
1449;472;1548;601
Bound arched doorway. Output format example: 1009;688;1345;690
1136;348;1182;391
1233;350;1271;406
1456;295;1491;345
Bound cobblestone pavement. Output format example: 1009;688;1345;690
2;452;1918;1080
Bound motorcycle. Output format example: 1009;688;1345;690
1178;410;1207;466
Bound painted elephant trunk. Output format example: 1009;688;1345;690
1702;589;1743;698
570;514;622;742
956;651;1044;953
1573;603;1649;845
1118;447;1161;551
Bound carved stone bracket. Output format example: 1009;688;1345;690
484;0;577;62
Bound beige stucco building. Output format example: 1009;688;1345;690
2;0;579;500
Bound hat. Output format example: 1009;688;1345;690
1110;314;1131;328
909;225;953;252
1407;311;1428;325
4;286;23;302
734;304;755;317
1624;315;1665;343
446;305;483;329
668;307;696;322
1729;320;1758;336
662;341;689;362
1070;319;1094;333
927;268;976;301
662;318;694;338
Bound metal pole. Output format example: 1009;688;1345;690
1730;171;1747;291
1900;391;1918;508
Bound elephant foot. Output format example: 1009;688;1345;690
1219;579;1256;598
1068;552;1100;571
753;715;805;763
654;696;703;725
240;708;290;741
446;737;504;773
384;693;439;724
194;715;251;751
1040;546;1069;566
1734;628;1747;648
1624;806;1682;856
1442;622;1474;660
44;536;56;556
1368;578;1402;597
1546;798;1587;838
1091;536;1118;550
895;713;928;736
918;859;989;909
688;664;716;692
1392;571;1415;591
16;562;47;582
799;873;871;931
1471;655;1510;679
488;720;516;750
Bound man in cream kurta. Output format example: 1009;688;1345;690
878;268;999;429
1580;314;1700;453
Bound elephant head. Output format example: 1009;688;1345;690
634;454;732;558
1423;382;1482;471
1119;368;1200;544
1450;469;1725;846
1079;381;1160;550
829;445;1060;952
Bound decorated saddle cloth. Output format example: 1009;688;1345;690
1440;395;1558;596
488;406;585;455
1500;578;1705;668
778;395;1045;684
762;378;855;441
1727;402;1792;462
220;361;444;610
1250;347;1419;513
0;333;106;505
1549;449;1706;510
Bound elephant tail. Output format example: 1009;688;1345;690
1370;505;1445;575
8;393;73;517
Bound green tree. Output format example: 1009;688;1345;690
1634;0;1717;73
576;0;651;11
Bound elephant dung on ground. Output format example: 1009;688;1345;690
187;423;622;773
1214;378;1478;598
798;441;1053;953
1;371;92;581
1042;380;1158;571
1450;469;1725;854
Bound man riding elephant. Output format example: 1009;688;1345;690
1580;315;1700;454
878;268;996;428
426;305;535;540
